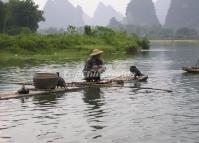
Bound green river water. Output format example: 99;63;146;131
0;44;199;143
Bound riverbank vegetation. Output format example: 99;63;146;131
0;26;150;66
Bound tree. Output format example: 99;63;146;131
5;0;44;32
84;25;92;35
176;27;198;39
94;26;115;36
0;1;6;32
67;25;77;35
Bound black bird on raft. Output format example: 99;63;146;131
56;72;67;89
130;66;144;78
18;84;29;94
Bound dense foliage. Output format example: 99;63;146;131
0;26;149;55
0;1;6;33
0;0;44;34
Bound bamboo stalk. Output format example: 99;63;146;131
0;81;33;85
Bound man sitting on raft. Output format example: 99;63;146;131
83;49;106;82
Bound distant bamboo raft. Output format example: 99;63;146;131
182;66;199;73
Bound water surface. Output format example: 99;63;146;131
0;44;199;143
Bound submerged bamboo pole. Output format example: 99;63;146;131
110;85;172;93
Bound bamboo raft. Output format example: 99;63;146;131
0;75;148;100
182;66;199;73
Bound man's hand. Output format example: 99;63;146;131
92;65;106;73
98;67;106;73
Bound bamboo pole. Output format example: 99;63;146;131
110;85;172;93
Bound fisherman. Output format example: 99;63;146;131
83;49;106;82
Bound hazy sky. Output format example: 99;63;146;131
34;0;156;17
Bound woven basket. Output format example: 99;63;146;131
33;73;58;90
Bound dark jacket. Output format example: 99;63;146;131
84;58;103;72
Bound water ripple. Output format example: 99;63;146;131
1;45;199;142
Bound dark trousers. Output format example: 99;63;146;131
84;71;101;82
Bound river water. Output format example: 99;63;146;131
0;44;199;143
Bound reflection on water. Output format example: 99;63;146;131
33;93;64;106
83;87;106;131
83;87;104;108
1;44;199;142
129;82;144;93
